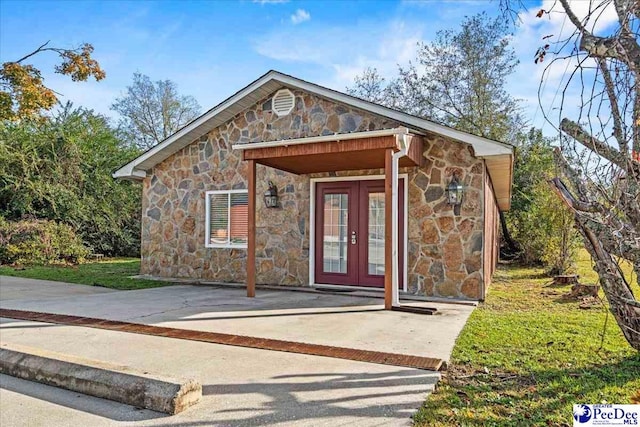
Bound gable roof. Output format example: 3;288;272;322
113;70;513;209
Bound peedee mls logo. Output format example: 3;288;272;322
574;405;593;423
573;404;639;426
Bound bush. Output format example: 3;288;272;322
0;107;142;257
0;218;89;265
511;181;580;275
505;128;581;274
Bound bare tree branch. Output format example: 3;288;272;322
13;41;52;64
560;118;634;170
597;60;627;152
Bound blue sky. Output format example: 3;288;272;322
0;0;613;135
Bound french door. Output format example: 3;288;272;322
314;179;404;288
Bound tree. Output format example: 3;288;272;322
398;13;522;141
347;68;389;105
0;41;105;121
505;0;640;349
348;13;525;255
0;104;142;256
111;73;201;149
507;129;581;273
350;14;522;139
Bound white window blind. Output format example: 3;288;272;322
205;190;248;248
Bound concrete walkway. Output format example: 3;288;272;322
0;276;473;426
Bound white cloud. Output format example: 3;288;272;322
253;20;423;90
254;0;619;136
331;22;422;86
290;9;311;25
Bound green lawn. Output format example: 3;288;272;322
414;250;640;426
0;258;170;290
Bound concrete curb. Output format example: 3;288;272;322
0;343;201;414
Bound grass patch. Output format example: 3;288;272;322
0;258;171;290
415;249;640;426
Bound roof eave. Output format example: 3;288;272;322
112;166;146;181
113;70;514;178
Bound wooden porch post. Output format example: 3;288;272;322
384;148;393;310
247;159;256;298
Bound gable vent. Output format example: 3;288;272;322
272;89;295;116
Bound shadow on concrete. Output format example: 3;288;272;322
184;369;439;426
125;370;435;426
0;374;166;422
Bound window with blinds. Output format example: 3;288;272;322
205;190;248;248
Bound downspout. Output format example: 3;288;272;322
391;132;409;307
480;162;486;300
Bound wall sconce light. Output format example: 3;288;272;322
446;174;464;215
263;181;279;208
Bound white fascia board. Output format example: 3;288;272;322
231;127;411;151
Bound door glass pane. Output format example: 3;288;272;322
323;193;348;273
368;192;385;275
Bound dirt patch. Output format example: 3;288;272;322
442;365;538;398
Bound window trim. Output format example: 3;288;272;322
205;189;249;249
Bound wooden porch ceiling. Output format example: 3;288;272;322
242;135;424;174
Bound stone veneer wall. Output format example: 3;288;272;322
141;89;486;299
405;138;485;299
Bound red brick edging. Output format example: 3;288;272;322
0;308;444;371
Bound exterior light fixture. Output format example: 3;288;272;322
263;181;279;208
446;174;464;215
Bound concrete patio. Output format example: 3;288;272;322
0;276;474;426
0;276;474;362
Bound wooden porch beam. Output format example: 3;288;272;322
247;159;256;298
403;134;425;167
384;148;393;310
243;136;399;161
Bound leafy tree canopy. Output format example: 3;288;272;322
0;41;105;121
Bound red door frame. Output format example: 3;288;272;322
314;179;405;288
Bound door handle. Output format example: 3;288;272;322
351;231;357;245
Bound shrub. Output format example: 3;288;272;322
505;128;581;274
511;181;580;275
0;218;89;265
0;107;142;257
